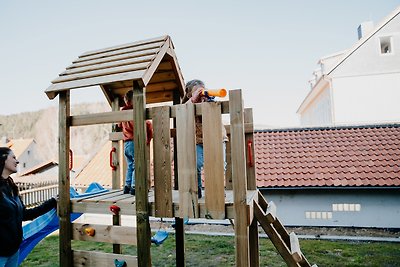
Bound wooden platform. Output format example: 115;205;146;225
71;189;258;219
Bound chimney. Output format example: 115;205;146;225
357;21;374;40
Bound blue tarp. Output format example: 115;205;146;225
19;183;108;265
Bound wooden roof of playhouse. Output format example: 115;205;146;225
45;35;185;105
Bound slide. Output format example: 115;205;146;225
19;182;108;265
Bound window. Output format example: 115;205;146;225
379;36;393;54
332;203;361;212
305;211;332;220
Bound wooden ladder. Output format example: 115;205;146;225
254;192;318;267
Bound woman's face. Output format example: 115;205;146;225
3;151;19;175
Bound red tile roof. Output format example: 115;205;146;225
254;124;400;188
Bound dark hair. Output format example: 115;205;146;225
0;147;19;197
182;79;205;103
124;90;133;102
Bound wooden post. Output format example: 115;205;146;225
244;108;256;190
173;90;185;266
111;97;121;190
229;89;250;266
58;91;72;267
133;81;151;267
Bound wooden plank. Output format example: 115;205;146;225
290;232;303;263
71;110;134;126
170;100;229;118
257;191;268;211
73;250;137;267
153;106;173;217
202;102;225;219
68;48;159;69
254;202;299;267
72;223;136;245
146;91;174;104
53;62;149;84
148;71;176;84
225;133;232;190
165;44;185;97
229;89;249;266
45;70;145;97
58;91;72;267
62;55;154;76
133;82;151;267
72;202;136;215
79;35;166;58
176;102;198;218
146;81;178;93
244;108;256;190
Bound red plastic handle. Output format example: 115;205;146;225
69;149;73;171
247;140;253;167
109;147;117;171
110;205;121;215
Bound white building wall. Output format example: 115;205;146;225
300;88;333;126
332;73;400;124
17;143;44;174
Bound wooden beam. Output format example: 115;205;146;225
290;232;303;263
73;250;137;267
142;38;170;86
71;110;133;126
133;82;151;267
72;223;137;245
58;91;72;267
229;89;250;266
152;106;173;217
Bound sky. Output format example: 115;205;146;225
0;1;399;127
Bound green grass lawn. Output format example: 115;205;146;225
21;234;400;267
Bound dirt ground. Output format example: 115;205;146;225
152;222;400;238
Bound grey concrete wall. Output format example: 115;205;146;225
261;188;400;228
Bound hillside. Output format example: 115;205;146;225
0;102;111;161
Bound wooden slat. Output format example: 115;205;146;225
254;202;300;267
146;81;178;93
53;62;149;84
109;132;124;141
290;232;303;263
73;250;137;267
68;48;159;70
229;89;249;266
153;106;173;217
62;55;154;76
202;102;225;219
257;191;268;211
176;102;198;218
249;214;260;267
45;70;145;97
79;36;166;57
72;223;137;245
148;71;176;84
146;91;174;104
72;201;136;215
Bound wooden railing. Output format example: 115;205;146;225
17;181;58;207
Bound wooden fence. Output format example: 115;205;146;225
17;180;58;207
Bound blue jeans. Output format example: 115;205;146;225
0;250;19;267
124;141;135;188
196;142;227;189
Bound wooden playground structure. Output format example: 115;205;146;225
45;36;316;267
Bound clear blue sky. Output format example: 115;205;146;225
0;1;398;127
